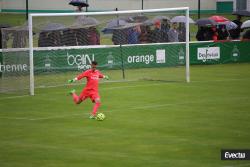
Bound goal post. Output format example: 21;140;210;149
2;7;190;96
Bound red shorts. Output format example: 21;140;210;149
79;90;100;102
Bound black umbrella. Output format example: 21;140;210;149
196;18;217;26
232;10;250;17
69;0;89;7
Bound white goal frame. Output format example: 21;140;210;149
28;7;190;95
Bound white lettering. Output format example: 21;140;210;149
0;63;28;72
127;55;154;64
225;152;246;159
67;52;95;71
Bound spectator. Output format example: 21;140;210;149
211;26;218;41
38;30;62;47
168;22;179;42
76;6;83;12
178;23;186;42
139;25;151;43
127;25;141;44
149;20;165;43
230;15;243;39
76;28;89;45
87;26;100;45
161;19;170;42
112;28;128;45
196;26;206;41
241;29;250;40
217;24;229;40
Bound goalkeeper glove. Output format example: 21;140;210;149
68;78;77;83
104;75;110;80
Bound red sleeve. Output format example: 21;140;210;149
76;70;88;80
98;71;104;78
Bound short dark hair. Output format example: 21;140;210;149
92;61;98;65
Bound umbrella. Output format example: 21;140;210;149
101;19;128;34
142;16;170;26
241;20;250;29
41;23;66;32
209;15;229;23
69;0;89;7
152;16;170;22
196;18;217;26
232;10;250;17
74;16;99;27
105;19;128;29
170;16;195;23
127;15;149;23
224;21;238;30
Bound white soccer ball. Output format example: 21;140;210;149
96;113;105;121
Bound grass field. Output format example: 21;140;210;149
0;63;250;167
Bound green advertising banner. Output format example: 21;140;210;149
33;44;186;73
190;41;250;65
1;40;250;75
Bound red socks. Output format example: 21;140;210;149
71;93;101;116
72;93;80;104
92;102;101;116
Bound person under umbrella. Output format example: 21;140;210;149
231;15;243;39
168;22;179;42
241;20;250;41
208;15;229;23
170;16;195;24
217;24;229;40
196;18;217;27
69;0;89;12
39;23;66;47
241;29;250;40
241;20;250;29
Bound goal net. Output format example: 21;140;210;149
0;25;30;96
0;7;190;96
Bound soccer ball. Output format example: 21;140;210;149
96;113;105;121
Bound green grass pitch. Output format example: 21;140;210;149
0;63;250;167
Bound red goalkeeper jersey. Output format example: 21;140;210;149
76;69;104;92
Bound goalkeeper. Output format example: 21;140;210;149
68;61;109;119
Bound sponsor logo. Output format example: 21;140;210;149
156;49;166;64
107;52;114;68
0;63;28;73
67;52;94;70
197;47;220;62
90;75;99;80
127;54;154;64
127;49;166;65
221;150;250;160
